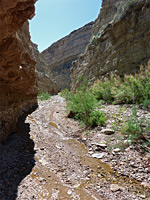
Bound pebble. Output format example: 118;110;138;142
110;184;124;192
98;174;102;178
113;148;120;152
88;151;94;154
94;143;107;148
100;129;115;135
92;153;105;159
139;195;146;199
141;182;150;188
67;190;72;195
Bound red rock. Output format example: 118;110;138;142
0;0;37;143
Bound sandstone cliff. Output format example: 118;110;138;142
71;0;150;90
42;22;94;90
0;0;37;143
32;43;59;94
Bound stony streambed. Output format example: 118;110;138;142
0;95;150;200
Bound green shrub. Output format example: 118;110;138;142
92;62;150;107
38;92;51;101
143;99;150;109
111;106;150;150
92;80;113;102
67;88;97;125
62;81;107;127
91;36;97;44
88;110;106;128
60;89;71;100
91;31;103;44
121;106;150;145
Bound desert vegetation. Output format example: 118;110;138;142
38;92;51;101
92;63;150;107
61;63;150;150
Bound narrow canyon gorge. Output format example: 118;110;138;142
42;22;94;90
0;0;150;200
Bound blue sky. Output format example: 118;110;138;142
29;0;102;52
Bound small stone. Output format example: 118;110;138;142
100;129;115;135
67;190;72;195
92;153;105;159
113;148;120;152
88;151;94;154
82;138;87;141
55;144;62;149
110;184;124;192
139;195;146;199
95;143;107;148
141;182;150;188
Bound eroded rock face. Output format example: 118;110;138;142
42;22;94;90
0;0;37;143
71;0;150;90
32;43;59;94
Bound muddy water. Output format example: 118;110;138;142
25;97;150;200
63;139;150;196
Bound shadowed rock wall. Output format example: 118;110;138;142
32;43;59;94
0;0;37;143
71;0;150;90
42;22;94;90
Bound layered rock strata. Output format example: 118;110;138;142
32;43;59;94
71;0;150;90
42;22;94;90
0;0;37;143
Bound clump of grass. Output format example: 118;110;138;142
121;106;150;148
38;92;51;101
92;62;150;108
88;110;106;128
111;106;150;150
60;88;72;101
122;107;145;140
92;79;113;102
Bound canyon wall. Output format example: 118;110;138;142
0;0;37;143
42;22;94;90
32;43;59;94
71;0;150;90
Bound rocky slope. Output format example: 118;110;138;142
42;22;94;90
0;0;37;143
1;95;150;199
32;43;59;94
71;0;150;90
